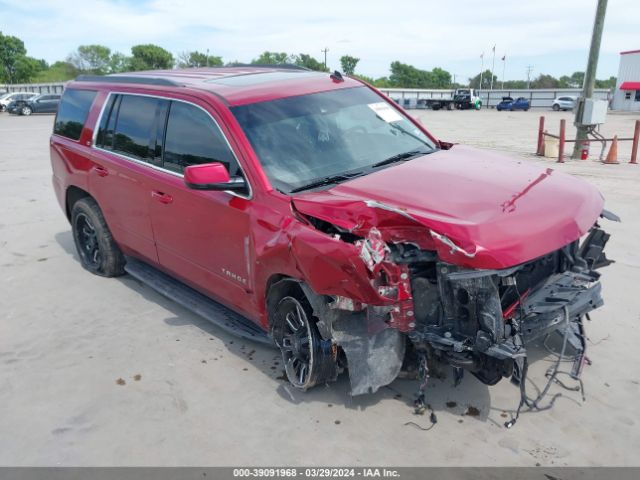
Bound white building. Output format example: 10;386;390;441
612;49;640;112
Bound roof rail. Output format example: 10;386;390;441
75;75;182;87
225;63;311;71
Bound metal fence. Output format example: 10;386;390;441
1;83;612;110
379;88;612;109
1;82;66;94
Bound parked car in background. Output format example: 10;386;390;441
552;96;577;111
7;93;61;115
496;96;530;111
0;92;37;112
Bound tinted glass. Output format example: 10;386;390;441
112;95;166;162
54;89;97;140
163;101;237;175
96;94;119;149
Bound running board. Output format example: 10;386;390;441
124;257;273;346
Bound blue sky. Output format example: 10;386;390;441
0;0;637;82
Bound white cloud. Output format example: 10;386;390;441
1;0;637;79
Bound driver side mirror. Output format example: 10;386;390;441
184;162;248;193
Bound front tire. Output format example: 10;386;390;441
21;106;32;116
71;197;125;277
552;104;560;111
272;295;337;390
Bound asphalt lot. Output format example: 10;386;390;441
1;109;639;466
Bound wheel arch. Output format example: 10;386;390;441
265;275;307;333
65;185;92;221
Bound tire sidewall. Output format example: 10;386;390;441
71;198;124;277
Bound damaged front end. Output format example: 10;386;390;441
285;194;616;398
406;230;612;388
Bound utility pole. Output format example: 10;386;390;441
479;53;484;89
526;65;534;89
572;0;608;159
206;48;210;67
321;47;329;69
501;54;506;90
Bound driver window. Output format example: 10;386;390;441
163;101;238;176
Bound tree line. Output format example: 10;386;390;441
0;32;617;90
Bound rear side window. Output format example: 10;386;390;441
97;94;168;165
163;101;237;175
54;89;97;140
113;95;167;162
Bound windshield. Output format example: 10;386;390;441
231;87;436;193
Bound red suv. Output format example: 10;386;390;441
50;67;614;400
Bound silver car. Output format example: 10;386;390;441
552;96;576;111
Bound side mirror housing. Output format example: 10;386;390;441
184;162;248;192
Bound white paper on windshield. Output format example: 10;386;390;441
368;102;403;123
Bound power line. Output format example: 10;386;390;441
321;47;329;69
526;65;534;89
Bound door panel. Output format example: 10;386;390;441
146;98;256;319
87;150;158;264
147;170;255;318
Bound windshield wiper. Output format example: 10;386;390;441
371;149;430;168
290;171;365;193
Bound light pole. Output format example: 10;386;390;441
489;45;496;90
479;52;484;89
501;54;506;90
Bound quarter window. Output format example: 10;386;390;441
635;90;640;102
163;101;237;175
54;89;97;140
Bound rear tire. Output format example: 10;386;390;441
71;197;125;277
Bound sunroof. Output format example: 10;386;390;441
207;71;322;86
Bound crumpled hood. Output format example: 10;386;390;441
292;145;604;269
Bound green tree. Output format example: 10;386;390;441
595;76;616;89
469;70;497;89
340;55;359;75
68;44;112;74
33;61;79;82
387;61;452;88
177;50;223;68
502;79;527;89
108;52;129;73
129;44;174;71
292;53;327;71
13;56;45;83
0;32;27;83
251;51;292;65
431;67;452;88
531;74;560;89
